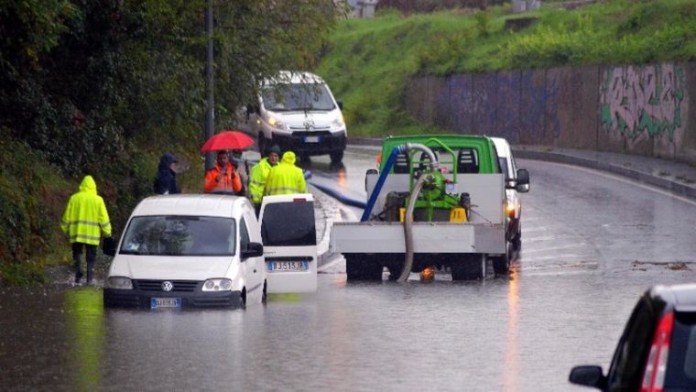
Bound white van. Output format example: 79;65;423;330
103;194;267;309
491;137;530;250
259;193;318;293
237;71;347;164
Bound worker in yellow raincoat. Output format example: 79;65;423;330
264;151;307;196
61;175;112;285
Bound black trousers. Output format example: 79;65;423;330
72;242;97;283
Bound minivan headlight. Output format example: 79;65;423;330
107;276;133;290
266;115;286;130
203;278;233;292
331;113;345;129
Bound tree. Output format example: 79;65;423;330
0;0;345;277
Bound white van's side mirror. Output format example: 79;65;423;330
516;168;530;193
242;242;264;259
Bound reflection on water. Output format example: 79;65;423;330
336;166;347;188
504;272;519;392
65;288;104;391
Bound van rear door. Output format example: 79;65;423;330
259;193;318;293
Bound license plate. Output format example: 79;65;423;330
304;136;320;143
151;297;181;309
267;261;309;272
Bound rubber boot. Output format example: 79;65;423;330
75;269;83;285
86;268;94;285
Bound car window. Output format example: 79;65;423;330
239;217;250;250
120;215;236;256
665;312;696;388
606;298;657;391
509;150;519;175
498;157;509;179
261;83;335;111
262;201;316;246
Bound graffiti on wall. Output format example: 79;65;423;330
600;64;686;146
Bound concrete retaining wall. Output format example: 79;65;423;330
405;61;696;165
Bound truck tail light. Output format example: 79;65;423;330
640;311;674;392
505;201;516;218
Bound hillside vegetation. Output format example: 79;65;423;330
0;0;342;285
317;0;696;136
2;0;695;285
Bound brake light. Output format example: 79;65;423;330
293;198;307;203
640;311;674;392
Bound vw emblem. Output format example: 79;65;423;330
303;118;315;130
161;281;174;292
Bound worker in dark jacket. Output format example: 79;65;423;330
61;175;112;285
153;152;181;195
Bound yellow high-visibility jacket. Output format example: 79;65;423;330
249;157;272;205
61;175;112;245
264;151;307;196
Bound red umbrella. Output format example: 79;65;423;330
200;129;255;153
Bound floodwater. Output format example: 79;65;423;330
2;268;694;392
3;153;696;391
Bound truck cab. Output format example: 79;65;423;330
491;137;530;250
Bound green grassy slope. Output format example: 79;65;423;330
316;0;696;137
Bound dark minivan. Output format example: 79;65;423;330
569;283;696;391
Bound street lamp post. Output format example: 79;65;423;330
204;0;215;170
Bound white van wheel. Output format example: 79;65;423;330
239;289;247;309
330;150;344;164
261;281;267;305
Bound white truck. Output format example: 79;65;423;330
236;71;347;164
330;134;530;281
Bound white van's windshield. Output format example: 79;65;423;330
261;83;335;112
261;201;316;246
120;216;236;256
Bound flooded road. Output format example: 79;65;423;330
2;271;695;392
2;150;696;391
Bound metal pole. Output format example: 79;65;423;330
204;0;215;170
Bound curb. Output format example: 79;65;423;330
513;149;696;201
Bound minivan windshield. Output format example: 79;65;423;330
261;201;316;246
261;83;335;112
120;215;236;256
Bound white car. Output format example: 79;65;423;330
103;194;267;309
491;137;530;250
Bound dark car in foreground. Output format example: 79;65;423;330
569;283;696;391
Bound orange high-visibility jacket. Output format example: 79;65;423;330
204;162;242;194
